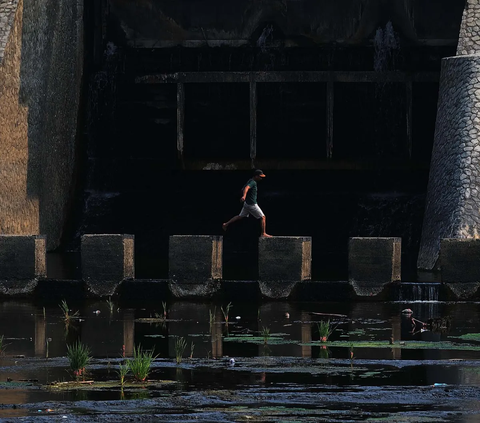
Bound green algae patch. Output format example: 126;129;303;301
46;379;177;391
223;334;296;345
449;333;480;342
301;340;480;351
0;381;38;389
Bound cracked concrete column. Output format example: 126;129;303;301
81;234;135;297
258;236;312;299
0;234;46;296
169;235;222;298
349;237;401;297
440;238;480;299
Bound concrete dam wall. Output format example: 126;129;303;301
0;0;475;282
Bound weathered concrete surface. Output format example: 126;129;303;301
418;55;480;270
169;235;222;298
0;235;46;296
81;234;135;297
349;237;401;296
258;236;311;299
0;0;83;250
440;238;480;299
457;0;480;55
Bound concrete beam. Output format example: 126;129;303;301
169;235;222;298
0;235;46;296
184;158;430;171
348;237;401;297
258;236;312;299
440;238;480;299
81;234;135;297
136;71;440;84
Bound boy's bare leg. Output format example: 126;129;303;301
222;215;243;231
260;216;272;237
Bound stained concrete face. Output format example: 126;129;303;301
169;235;222;298
348;237;401;296
81;234;135;297
258;236;312;299
0;0;83;250
440;238;480;299
0;235;46;295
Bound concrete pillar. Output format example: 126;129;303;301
81;234;135;297
0;235;46;295
348;237;401;297
258;236;312;299
34;312;46;358
169;235;222;298
123;310;135;358
440;238;480;299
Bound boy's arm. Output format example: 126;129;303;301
240;185;251;202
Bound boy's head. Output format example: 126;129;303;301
253;169;266;181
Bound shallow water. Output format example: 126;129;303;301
0;300;480;421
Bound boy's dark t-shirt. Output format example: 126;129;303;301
243;179;257;205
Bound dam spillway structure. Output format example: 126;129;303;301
0;0;478;299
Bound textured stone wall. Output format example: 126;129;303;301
457;0;480;55
0;0;83;250
417;54;480;269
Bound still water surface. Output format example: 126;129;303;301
0;300;479;422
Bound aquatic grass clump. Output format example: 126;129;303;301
59;299;79;322
118;362;129;387
221;302;233;325
261;326;271;345
175;337;188;364
128;345;156;382
190;341;195;359
66;342;91;379
317;320;333;342
106;297;115;314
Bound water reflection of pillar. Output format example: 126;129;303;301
34;313;46;357
301;312;312;358
391;315;401;360
211;309;223;359
123;310;135;357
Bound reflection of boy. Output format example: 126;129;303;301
222;169;272;237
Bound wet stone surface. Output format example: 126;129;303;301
0;300;480;421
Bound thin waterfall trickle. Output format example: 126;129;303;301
374;21;399;72
395;282;440;302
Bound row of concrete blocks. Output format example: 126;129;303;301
0;234;478;299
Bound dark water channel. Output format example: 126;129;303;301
1;299;480;422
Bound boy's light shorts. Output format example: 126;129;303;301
239;203;265;219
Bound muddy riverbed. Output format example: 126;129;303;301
0;300;479;422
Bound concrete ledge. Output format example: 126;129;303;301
81;234;135;297
169;235;222;298
441;238;480;299
348;237;401;297
258;236;312;299
0;235;46;296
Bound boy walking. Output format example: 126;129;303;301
222;169;272;237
